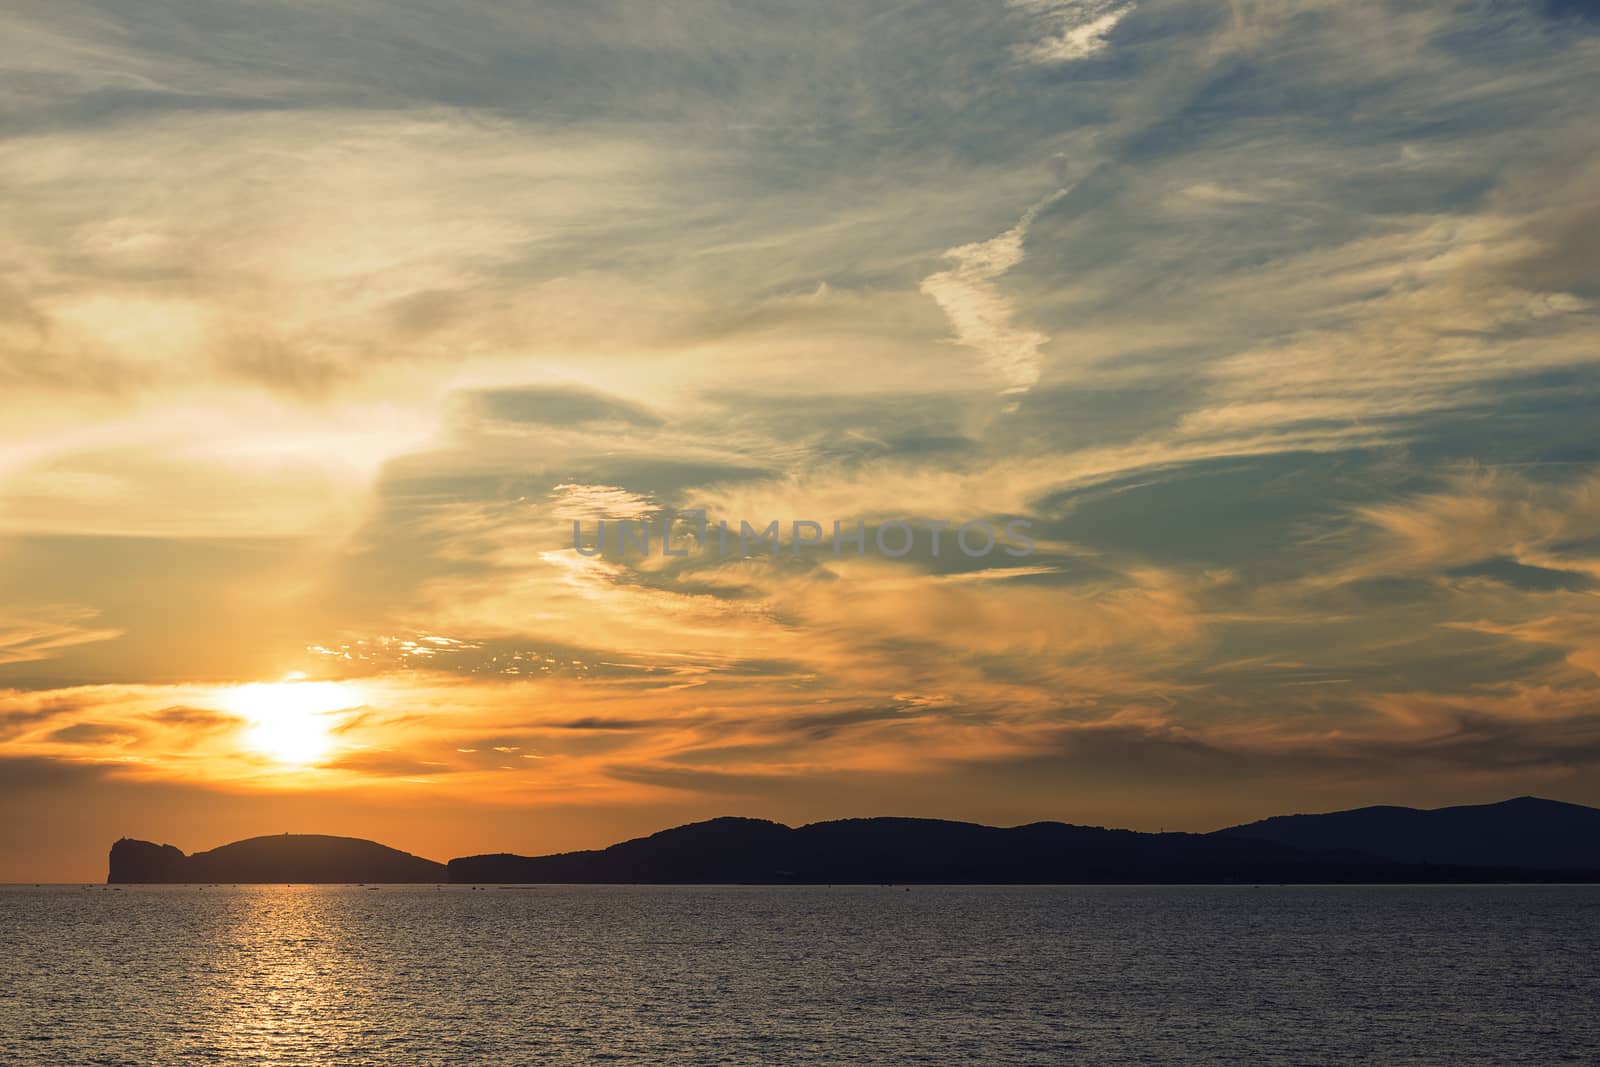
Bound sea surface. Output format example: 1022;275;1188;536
2;884;1597;1065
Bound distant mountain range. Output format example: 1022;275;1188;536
1213;795;1600;870
108;796;1600;884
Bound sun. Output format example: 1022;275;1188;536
223;678;364;765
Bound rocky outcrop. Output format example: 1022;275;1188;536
108;838;188;883
107;834;447;883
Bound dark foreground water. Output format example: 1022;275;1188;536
2;884;1597;1065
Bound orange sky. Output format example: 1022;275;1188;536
5;0;1600;881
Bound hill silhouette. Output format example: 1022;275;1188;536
448;816;1318;883
1212;795;1600;870
108;834;446;883
449;797;1600;884
108;797;1600;884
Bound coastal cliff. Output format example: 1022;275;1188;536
108;834;447;883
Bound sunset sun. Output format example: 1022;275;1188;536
223;679;364;766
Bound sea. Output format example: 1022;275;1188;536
2;884;1597;1065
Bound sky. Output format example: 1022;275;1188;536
2;0;1599;881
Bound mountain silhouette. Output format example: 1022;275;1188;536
449;797;1600;884
448;816;1319;883
1211;795;1600;870
108;834;446;883
108;797;1600;884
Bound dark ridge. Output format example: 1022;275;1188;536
1211;795;1600;870
110;797;1600;885
446;797;1600;884
108;834;446;884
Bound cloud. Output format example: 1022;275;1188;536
0;754;117;789
1353;469;1600;578
1009;0;1136;64
47;721;141;745
460;387;663;430
547;717;666;732
549;484;657;521
146;705;244;729
921;190;1065;396
322;750;457;778
0;608;121;666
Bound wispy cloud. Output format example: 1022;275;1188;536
0;608;121;666
920;190;1066;396
1009;0;1136;64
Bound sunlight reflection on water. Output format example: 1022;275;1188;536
3;884;1599;1065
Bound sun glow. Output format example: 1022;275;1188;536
223;679;364;765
